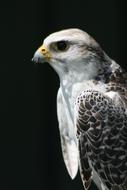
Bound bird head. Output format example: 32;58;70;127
32;28;111;81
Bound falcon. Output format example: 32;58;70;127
32;28;127;190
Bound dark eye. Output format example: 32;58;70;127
56;41;68;51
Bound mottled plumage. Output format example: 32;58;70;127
32;28;127;190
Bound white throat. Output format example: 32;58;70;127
60;61;99;87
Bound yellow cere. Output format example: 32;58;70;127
38;45;52;61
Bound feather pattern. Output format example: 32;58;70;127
75;86;127;189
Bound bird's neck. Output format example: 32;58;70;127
59;66;113;126
60;71;84;87
60;69;111;90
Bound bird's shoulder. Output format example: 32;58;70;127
106;60;127;108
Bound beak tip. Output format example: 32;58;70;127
31;56;41;64
31;57;37;64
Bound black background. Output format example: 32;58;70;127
0;0;126;189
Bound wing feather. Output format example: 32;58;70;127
75;90;127;190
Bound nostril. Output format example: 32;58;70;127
41;48;46;52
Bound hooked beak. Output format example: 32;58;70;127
32;45;51;64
